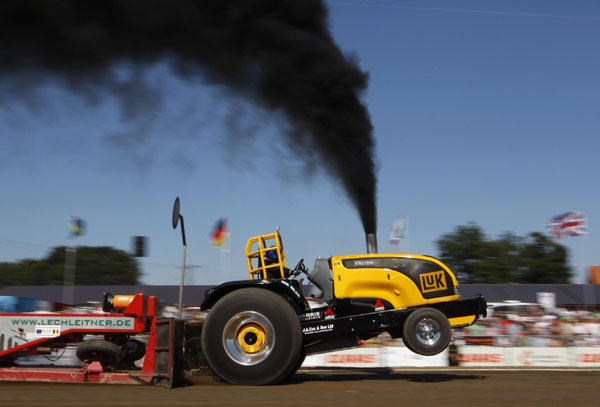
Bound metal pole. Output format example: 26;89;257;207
177;215;187;320
178;244;186;320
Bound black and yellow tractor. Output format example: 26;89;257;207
200;230;486;385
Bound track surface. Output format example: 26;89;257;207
1;370;599;406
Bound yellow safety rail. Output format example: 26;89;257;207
245;230;287;280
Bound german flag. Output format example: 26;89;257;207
210;218;228;248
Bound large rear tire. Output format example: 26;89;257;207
402;307;451;356
285;349;306;381
201;288;303;385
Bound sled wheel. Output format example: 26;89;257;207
76;339;122;367
402;307;451;356
201;288;303;385
122;339;146;362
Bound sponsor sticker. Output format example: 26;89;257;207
300;311;322;321
34;325;61;338
302;323;334;335
420;270;446;293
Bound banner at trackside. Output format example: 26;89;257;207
457;346;506;366
382;346;448;367
573;347;600;367
302;346;448;368
302;353;324;368
319;347;381;368
510;347;569;367
299;346;600;369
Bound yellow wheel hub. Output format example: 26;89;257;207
237;323;267;354
224;311;275;365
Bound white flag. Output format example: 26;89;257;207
389;216;407;245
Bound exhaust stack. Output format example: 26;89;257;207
366;233;378;254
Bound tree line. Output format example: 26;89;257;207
436;224;571;283
0;246;140;286
0;224;572;286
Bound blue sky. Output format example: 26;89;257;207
1;0;598;285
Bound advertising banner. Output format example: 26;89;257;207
457;346;506;366
300;346;600;369
382;346;448;367
510;347;569;367
316;347;381;368
302;353;324;368
572;347;600;367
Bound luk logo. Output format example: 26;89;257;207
420;270;446;293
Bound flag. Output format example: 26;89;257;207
546;210;587;241
69;217;85;236
210;218;228;248
389;216;407;245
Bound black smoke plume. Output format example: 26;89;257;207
0;0;377;234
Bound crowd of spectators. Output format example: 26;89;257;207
455;308;600;347
358;306;600;348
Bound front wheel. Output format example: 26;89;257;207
201;288;303;385
402;308;451;356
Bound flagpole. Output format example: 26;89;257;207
405;217;410;253
63;217;83;307
220;233;231;281
62;246;77;306
389;216;409;253
212;217;230;280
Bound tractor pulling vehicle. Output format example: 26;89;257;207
0;227;486;386
199;230;486;385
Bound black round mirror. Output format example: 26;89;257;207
172;197;180;229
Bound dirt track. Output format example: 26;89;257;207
1;370;599;407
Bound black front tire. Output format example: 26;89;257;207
402;307;451;356
201;288;303;385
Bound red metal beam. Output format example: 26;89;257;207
0;366;144;384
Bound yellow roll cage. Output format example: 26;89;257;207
245;230;287;280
